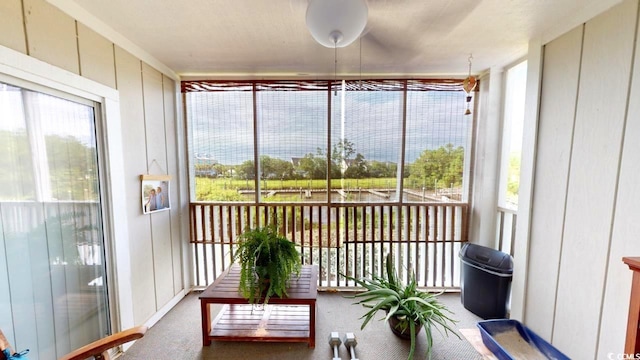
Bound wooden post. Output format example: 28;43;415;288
623;257;640;355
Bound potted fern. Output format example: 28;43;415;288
233;225;301;304
345;253;459;360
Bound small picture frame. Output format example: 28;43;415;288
140;174;171;214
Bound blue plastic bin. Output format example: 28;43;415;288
477;319;570;360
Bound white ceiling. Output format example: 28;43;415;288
59;0;622;79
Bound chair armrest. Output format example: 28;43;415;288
59;326;147;360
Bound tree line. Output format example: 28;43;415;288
195;140;464;189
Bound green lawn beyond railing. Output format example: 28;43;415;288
197;177;398;190
194;177;455;202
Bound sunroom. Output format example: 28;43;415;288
0;0;639;359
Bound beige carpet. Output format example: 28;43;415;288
121;292;485;360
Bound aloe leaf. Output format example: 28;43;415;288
408;319;416;360
384;303;400;321
351;289;399;302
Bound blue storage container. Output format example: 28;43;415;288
477;319;570;360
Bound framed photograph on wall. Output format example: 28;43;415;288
140;174;171;214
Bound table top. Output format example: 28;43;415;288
624;257;640;271
200;264;318;303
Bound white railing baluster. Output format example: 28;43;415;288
189;202;469;289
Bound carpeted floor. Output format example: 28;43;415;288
121;291;484;360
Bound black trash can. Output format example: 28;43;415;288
459;243;513;319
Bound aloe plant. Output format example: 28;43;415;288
345;253;460;360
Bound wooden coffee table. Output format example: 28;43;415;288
200;264;318;348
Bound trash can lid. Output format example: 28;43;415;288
459;243;513;274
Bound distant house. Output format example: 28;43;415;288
290;157;303;168
195;169;217;178
194;153;219;166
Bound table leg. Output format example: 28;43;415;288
626;272;640;355
309;300;316;348
201;300;212;346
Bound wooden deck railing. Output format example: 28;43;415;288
190;202;469;290
497;206;517;256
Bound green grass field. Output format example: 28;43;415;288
192;176;462;202
194;177;407;201
195;177;399;191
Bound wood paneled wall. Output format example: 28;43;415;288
0;0;184;327
524;0;640;358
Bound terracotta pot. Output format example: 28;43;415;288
388;315;422;340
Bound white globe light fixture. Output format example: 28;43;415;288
306;0;368;48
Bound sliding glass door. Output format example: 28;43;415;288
0;81;109;359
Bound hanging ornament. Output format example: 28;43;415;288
463;54;476;115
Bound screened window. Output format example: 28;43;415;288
257;82;328;202
499;61;527;209
405;81;472;202
187;83;254;201
331;80;403;202
184;79;475;203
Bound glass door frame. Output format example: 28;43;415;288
0;46;136;350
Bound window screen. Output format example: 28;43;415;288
184;79;475;203
256;81;328;202
405;80;473;202
331;80;403;202
186;83;253;201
